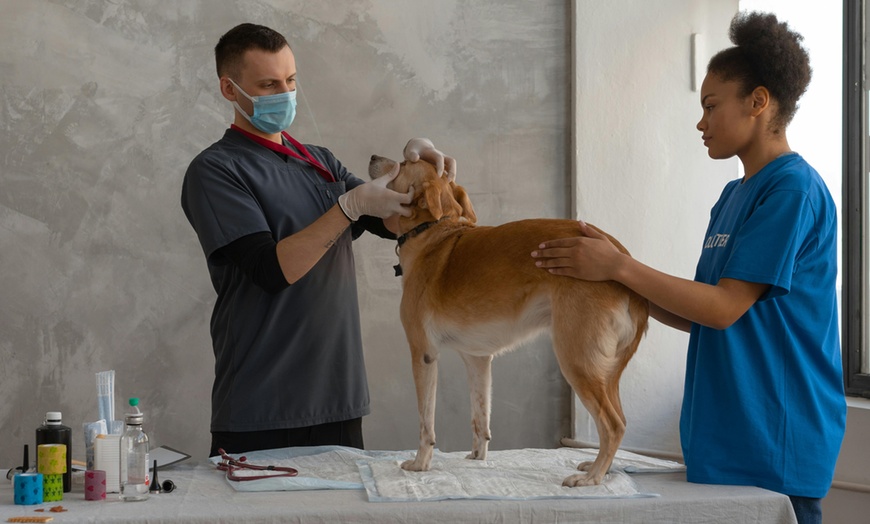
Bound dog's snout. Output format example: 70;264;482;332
368;154;396;180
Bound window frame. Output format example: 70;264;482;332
843;0;870;397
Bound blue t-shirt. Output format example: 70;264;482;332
181;129;371;432
682;153;846;498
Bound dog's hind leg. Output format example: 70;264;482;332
568;305;645;485
551;304;630;486
401;341;439;472
563;377;625;486
568;313;643;484
460;353;493;460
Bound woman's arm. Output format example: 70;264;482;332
649;303;693;332
532;222;769;330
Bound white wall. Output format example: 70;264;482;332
570;2;870;518
826;399;870;521
571;0;738;456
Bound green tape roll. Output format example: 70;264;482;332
43;473;63;502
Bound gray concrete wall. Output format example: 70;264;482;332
0;0;570;465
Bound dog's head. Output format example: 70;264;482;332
368;154;477;231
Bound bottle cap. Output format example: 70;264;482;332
125;412;144;425
45;412;62;425
125;398;144;425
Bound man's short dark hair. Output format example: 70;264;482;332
214;23;290;79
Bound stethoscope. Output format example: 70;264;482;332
215;448;298;482
5;445;31;480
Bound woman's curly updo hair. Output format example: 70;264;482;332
707;11;811;131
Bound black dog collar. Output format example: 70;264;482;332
394;217;449;276
396;217;448;247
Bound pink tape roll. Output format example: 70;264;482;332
85;469;107;501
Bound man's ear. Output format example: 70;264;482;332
219;77;236;102
421;181;444;220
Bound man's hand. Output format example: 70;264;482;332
403;137;457;183
337;163;414;221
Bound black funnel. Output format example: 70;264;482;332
149;459;162;493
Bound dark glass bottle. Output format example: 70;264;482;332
35;411;72;493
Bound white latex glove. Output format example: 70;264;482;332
337;164;413;221
403;138;457;183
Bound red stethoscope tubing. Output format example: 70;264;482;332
230;124;335;183
216;448;299;481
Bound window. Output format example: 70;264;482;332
843;0;870;396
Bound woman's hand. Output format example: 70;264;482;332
531;220;623;281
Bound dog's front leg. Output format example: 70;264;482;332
461;353;493;461
401;345;439;472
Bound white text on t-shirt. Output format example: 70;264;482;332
704;234;730;249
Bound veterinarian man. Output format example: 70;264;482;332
181;22;455;457
532;11;844;524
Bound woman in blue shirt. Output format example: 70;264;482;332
532;11;846;524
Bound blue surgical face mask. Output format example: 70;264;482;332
229;78;297;134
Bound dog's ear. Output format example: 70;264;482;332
419;181;444;220
451;183;477;223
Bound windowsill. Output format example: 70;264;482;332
845;396;870;410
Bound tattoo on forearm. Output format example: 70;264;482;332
324;229;343;249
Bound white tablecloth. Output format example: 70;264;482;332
0;448;798;524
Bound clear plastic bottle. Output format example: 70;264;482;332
35;411;72;493
119;398;150;501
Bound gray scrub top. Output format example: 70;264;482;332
181;128;370;432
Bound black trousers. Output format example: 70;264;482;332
209;417;364;457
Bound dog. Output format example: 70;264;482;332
369;154;649;486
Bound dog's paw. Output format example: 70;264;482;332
400;459;430;472
465;450;486;460
562;472;603;487
575;460;594;472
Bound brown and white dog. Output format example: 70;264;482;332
369;154;649;486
